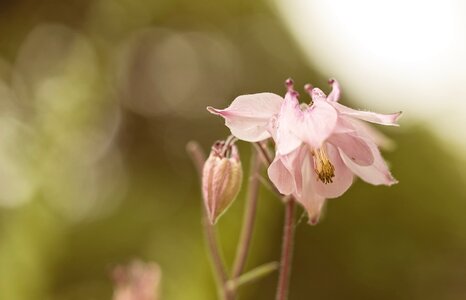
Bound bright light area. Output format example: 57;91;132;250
275;0;466;151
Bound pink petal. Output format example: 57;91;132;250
207;93;283;142
275;92;303;154
328;132;374;166
296;100;338;149
268;147;304;196
268;153;294;195
332;116;359;134
300;153;326;225
339;138;398;186
332;102;402;126
326;78;341;102
311;88;327;102
312;143;354;198
345;117;395;150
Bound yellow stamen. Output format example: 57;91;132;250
313;147;335;184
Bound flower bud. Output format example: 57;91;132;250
202;139;242;224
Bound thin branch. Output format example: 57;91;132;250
276;198;297;300
253;142;273;166
203;218;231;299
231;149;261;279
253;142;282;197
186;141;206;178
227;262;279;291
186;141;231;300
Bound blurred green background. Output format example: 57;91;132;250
0;0;465;299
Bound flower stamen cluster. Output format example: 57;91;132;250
313;147;335;184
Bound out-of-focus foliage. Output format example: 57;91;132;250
0;0;465;300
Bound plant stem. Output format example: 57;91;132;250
186;141;231;300
227;262;279;290
276;198;297;300
231;149;261;280
203;218;232;300
186;141;206;176
254;142;273;166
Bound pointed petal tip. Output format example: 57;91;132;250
308;216;320;225
375;174;399;186
206;106;221;115
285;78;294;87
285;78;300;97
394;111;403;123
207;106;231;118
387;111;403;126
304;83;313;94
326;78;341;102
305;206;323;226
387;176;399;186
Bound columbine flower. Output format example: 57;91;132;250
208;78;400;224
112;260;161;300
269;79;400;223
202;137;243;224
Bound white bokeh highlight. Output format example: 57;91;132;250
275;0;466;151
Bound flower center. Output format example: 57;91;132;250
313;147;335;184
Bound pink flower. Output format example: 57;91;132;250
112;260;161;300
270;80;400;223
208;78;401;224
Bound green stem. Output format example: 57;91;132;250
203;218;231;300
227;262;279;290
276;198;297;300
231;149;261;278
187;141;231;300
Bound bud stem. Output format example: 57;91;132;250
253;142;273;166
203;218;232;300
187;141;231;300
231;149;261;279
276;197;297;300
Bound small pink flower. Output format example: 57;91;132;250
112;260;161;300
208;78;401;224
